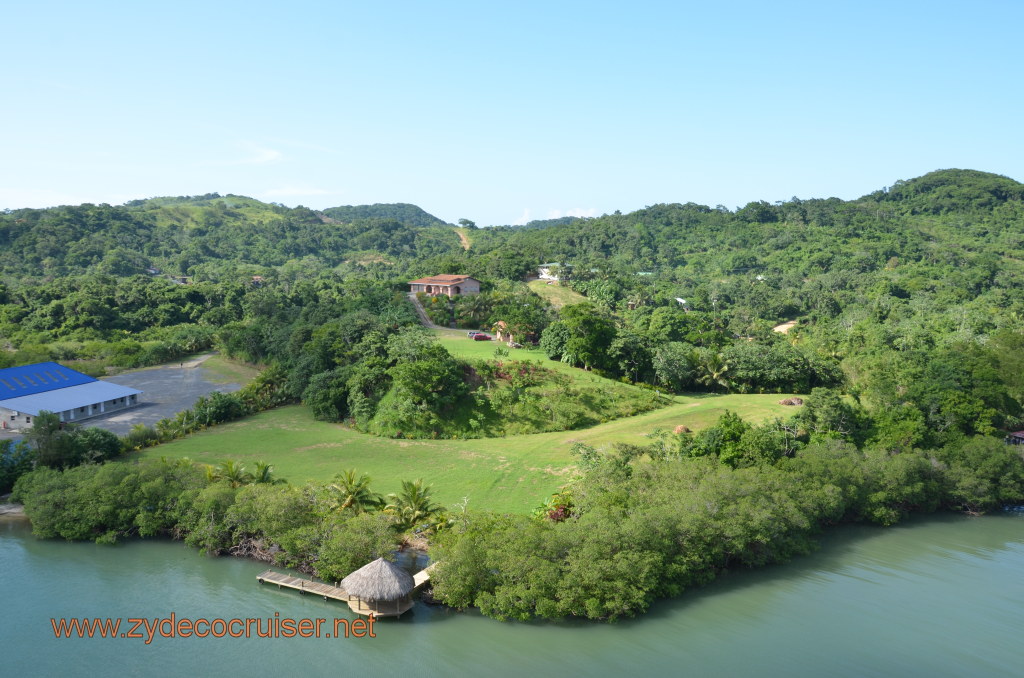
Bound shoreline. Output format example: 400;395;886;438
0;502;26;517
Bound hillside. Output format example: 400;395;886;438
0;195;461;280
320;202;449;227
862;169;1024;214
1;169;1022;447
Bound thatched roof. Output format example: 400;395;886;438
341;558;414;601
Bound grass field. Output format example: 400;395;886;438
138;393;799;514
196;354;261;385
433;328;613;381
527;279;587;308
435;327;592;379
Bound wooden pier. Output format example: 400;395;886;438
412;562;436;588
257;562;436;603
257;571;351;602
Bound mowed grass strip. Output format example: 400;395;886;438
197;354;262;384
137;393;799;514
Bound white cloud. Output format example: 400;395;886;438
513;208;532;226
264;137;337;154
264;186;333;198
544;207;598;220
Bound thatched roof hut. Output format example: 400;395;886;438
340;558;415;617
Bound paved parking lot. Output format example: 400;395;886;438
80;357;243;436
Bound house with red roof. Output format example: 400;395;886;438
408;275;481;297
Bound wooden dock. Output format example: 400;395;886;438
257;570;351;602
257;562;437;602
412;562;437;588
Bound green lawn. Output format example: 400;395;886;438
137;393;799;514
527;279;587;308
196;354;261;384
433;328;618;381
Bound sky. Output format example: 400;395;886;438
3;0;1023;225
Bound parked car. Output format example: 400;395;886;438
473;333;492;341
467;331;480;337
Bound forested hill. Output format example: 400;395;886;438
2;168;1022;287
462;168;1024;273
488;216;583;230
320;202;448;227
0;195;461;280
863;169;1024;214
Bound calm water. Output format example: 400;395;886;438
2;513;1022;678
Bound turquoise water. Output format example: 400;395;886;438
2;513;1021;677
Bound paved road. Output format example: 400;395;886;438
408;292;446;329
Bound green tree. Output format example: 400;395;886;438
208;460;254;488
385;479;444;532
27;412;81;468
694;349;732;391
328;469;381;514
251;461;285;485
652;342;696;391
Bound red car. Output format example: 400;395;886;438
473;333;491;341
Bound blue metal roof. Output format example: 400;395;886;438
0;362;96;398
0;381;142;416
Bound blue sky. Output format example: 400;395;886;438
3;1;1022;225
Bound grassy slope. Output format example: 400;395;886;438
138;332;798;513
433;327;667;433
527;279;587;309
196;354;262;384
434;328;597;380
138;396;797;514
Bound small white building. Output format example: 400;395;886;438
0;362;142;430
537;263;563;281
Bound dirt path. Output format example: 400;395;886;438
455;228;470;250
179;353;215;368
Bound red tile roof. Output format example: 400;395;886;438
408;275;477;285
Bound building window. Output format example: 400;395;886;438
25;417;30;424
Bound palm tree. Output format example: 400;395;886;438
461;294;490;328
252;461;286;485
328;469;381;513
695;350;733;392
209;460;254;488
385;479;445;532
155;418;177;442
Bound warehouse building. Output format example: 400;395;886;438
0;362;142;430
